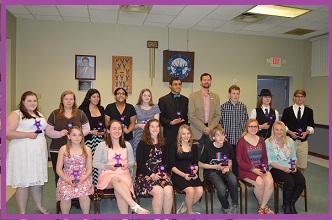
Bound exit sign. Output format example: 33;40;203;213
271;57;281;67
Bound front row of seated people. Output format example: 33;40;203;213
56;119;304;215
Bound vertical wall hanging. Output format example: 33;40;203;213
112;56;132;94
163;29;195;82
147;41;158;86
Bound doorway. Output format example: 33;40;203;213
257;75;290;119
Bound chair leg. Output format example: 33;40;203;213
205;188;208;214
239;183;242;214
173;190;177;214
210;189;214;214
304;183;308;212
274;182;279;214
245;185;248;214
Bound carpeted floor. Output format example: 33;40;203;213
5;162;329;215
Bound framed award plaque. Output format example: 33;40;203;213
163;50;195;82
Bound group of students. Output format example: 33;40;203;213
6;73;314;215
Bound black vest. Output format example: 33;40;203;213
256;107;276;139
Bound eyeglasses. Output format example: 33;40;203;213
116;93;126;96
248;126;258;129
294;95;304;98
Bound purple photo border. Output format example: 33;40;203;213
1;0;331;219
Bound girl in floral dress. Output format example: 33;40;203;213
56;126;94;214
134;119;173;214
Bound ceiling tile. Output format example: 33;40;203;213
62;16;90;22
143;21;169;28
149;5;185;15
196;18;227;27
243;24;273;31
6;5;30;15
91;17;117;24
178;5;218;18
26;6;59;16
57;6;89;17
88;5;120;11
118;11;148;25
34;15;62;21
89;9;118;19
192;26;216;31
145;14;175;23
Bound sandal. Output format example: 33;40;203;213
257;206;264;214
176;202;187;214
131;204;150;214
34;206;50;214
263;205;274;214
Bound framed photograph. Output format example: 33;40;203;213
75;55;96;80
78;80;93;91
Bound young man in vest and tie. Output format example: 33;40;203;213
281;90;314;178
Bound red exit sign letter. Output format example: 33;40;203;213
271;57;281;67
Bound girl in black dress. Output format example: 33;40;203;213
170;124;203;214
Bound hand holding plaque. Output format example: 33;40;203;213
176;111;182;119
221;154;229;166
120;116;126;125
188;164;196;178
72;169;80;184
67;122;73;130
259;162;267;174
288;159;296;171
158;165;166;178
296;128;303;137
267;115;274;125
97;121;104;132
33;119;43;133
113;153;122;167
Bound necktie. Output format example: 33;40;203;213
173;94;181;98
297;107;301;122
265;108;269;118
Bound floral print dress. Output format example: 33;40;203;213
134;146;172;197
56;154;94;201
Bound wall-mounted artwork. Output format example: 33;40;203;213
112;56;132;94
78;80;93;91
163;50;195;83
75;55;96;80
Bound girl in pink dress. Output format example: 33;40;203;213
56;126;94;214
93;120;149;214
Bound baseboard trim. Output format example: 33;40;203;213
308;151;329;160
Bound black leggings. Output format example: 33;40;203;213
50;152;59;185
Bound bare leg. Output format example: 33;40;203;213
162;185;173;214
193;187;204;205
78;196;91;214
183;187;195;214
260;172;274;207
60;199;71;214
109;176;149;214
149;186;164;214
243;177;265;206
114;190;129;214
16;187;30;214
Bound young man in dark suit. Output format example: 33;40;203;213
281;90;314;175
158;77;188;146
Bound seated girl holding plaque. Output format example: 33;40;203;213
134;119;173;214
93;120;149;214
265;121;305;214
236;118;274;214
169;124;203;214
199;125;238;214
56;126;94;214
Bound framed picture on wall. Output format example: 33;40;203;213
75;55;96;80
163;50;195;82
78;80;93;91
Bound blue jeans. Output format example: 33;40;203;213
206;170;238;209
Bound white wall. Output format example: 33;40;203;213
13;18;328;125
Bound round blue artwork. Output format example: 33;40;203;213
167;54;192;79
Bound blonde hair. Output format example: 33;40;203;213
267;121;290;144
66;126;88;158
59;90;77;119
176;124;193;154
242;118;259;136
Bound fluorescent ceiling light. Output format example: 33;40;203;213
247;5;310;18
119;5;152;13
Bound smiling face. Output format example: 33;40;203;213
142;91;151;104
273;123;284;139
108;121;123;140
170;80;182;94
293;94;306;106
213;130;225;145
23;95;38;113
200;75;211;89
180;127;191;143
89;93;100;106
62;94;75;109
149;121;160;139
68;128;83;144
115;89;127;103
247;121;259;135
